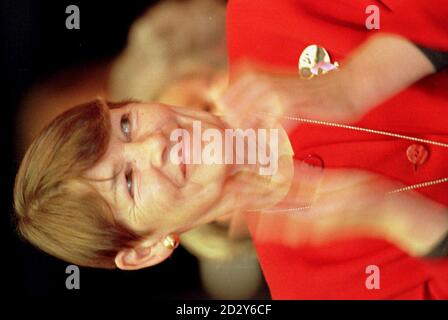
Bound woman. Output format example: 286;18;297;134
16;0;266;299
14;0;448;298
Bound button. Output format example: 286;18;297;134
406;144;429;171
302;154;325;168
298;45;339;79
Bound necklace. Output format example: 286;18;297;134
253;112;448;213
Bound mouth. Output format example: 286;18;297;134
181;162;186;179
159;122;187;187
167;125;188;186
180;128;188;179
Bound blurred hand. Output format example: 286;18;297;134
248;164;448;257
217;34;436;132
217;66;358;132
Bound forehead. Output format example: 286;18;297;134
85;104;125;176
82;107;126;207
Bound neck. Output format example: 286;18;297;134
202;137;295;228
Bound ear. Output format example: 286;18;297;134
114;238;174;271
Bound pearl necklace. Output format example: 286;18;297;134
254;112;448;213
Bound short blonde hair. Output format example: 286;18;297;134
14;100;141;269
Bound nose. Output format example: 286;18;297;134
124;132;167;170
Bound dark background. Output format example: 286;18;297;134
2;0;209;299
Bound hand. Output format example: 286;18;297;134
248;165;448;257
218;34;435;132
217;66;359;133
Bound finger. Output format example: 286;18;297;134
219;73;257;109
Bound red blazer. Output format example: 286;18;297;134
227;0;448;299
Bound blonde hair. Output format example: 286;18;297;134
14;99;141;269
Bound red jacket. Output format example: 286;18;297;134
227;0;448;299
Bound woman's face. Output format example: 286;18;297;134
85;102;230;237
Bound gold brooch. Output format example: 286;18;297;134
298;45;339;79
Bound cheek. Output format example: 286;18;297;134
134;171;228;233
140;175;180;211
132;191;174;232
139;104;177;133
136;190;193;233
182;168;227;210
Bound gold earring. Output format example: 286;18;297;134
163;234;180;250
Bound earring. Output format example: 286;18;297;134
163;234;180;250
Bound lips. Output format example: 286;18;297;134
180;161;186;178
161;145;168;167
169;125;188;185
179;143;186;178
179;128;188;179
158;123;187;187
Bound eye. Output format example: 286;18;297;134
120;113;132;139
125;169;134;198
